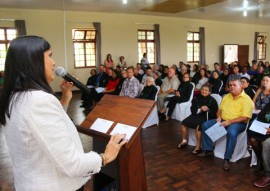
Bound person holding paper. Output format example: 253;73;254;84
178;84;218;154
93;69;120;102
198;78;253;171
250;102;270;188
248;101;270;173
0;36;127;191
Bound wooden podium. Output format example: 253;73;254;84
77;94;155;191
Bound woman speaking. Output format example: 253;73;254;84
0;36;126;191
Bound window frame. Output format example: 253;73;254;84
137;29;156;65
72;29;97;69
257;35;266;60
187;31;200;63
0;27;17;71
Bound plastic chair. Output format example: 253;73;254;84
213;121;250;162
188;93;222;146
142;86;160;128
170;82;195;122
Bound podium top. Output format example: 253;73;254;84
79;94;155;146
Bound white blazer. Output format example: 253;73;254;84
3;91;102;191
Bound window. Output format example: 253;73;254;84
72;29;96;68
187;32;200;63
138;30;155;64
257;35;266;60
0;28;16;71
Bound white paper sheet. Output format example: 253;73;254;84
87;85;94;88
90;118;114;133
95;87;105;93
110;123;137;141
205;122;227;142
249;119;268;135
253;109;261;115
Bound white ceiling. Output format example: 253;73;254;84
0;0;270;26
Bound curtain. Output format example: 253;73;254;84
15;20;27;36
199;27;205;66
254;32;259;61
93;22;101;70
154;24;161;65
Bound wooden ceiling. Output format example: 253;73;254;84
142;0;227;13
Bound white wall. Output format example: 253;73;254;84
1;8;270;91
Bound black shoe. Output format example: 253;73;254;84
198;150;214;157
223;159;231;171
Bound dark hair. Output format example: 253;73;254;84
240;76;250;83
201;83;212;92
0;35;53;125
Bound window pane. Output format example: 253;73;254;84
74;30;85;40
194;33;199;41
138;31;146;40
147;31;154;40
7;29;16;40
86;31;96;40
187;32;193;40
0;29;5;40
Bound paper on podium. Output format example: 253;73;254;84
205;122;227;142
249;119;269;135
90;118;114;133
110;123;137;141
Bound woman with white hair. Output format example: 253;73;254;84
139;76;157;100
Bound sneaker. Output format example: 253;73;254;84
254;177;270;188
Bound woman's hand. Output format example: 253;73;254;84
175;91;180;97
103;134;127;164
60;80;73;107
201;106;209;112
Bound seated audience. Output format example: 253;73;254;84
198;78;253;171
118;56;127;69
209;71;222;94
160;66;169;79
81;65;109;108
194;68;209;96
139;77;157;100
250;65;265;90
248;60;258;77
158;67;180;114
152;64;161;77
241;66;250;79
119;67;140;98
225;65;241;92
141;67;153;85
165;73;193;120
190;64;199;78
241;77;255;99
94;69;120;102
220;68;230;95
114;69;127;95
136;63;144;75
153;72;162;87
178;84;218;154
213;62;223;75
134;68;143;83
264;61;270;74
253;74;270;111
81;69;97;107
249;103;270;188
248;102;270;174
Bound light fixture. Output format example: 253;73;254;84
123;0;127;4
243;0;248;17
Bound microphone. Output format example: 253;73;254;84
55;67;91;94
